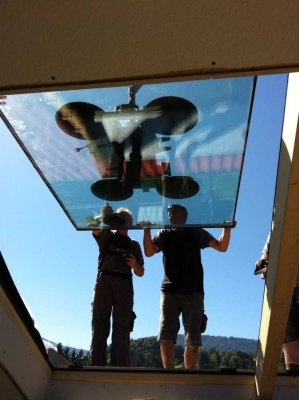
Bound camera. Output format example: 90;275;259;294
113;249;130;266
254;259;268;275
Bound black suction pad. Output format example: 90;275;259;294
156;176;199;199
91;178;133;201
143;96;198;135
56;102;106;140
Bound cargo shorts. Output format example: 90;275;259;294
158;291;204;347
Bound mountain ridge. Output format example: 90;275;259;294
46;334;258;355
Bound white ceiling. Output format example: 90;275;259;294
1;0;299;94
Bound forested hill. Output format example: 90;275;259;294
129;335;259;369
53;334;258;358
55;335;261;369
177;334;258;353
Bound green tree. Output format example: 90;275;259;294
199;348;210;368
209;348;221;368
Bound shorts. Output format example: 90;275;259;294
158;291;204;347
284;286;299;343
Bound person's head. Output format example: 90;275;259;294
116;207;133;228
167;204;188;225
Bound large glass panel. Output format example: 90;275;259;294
0;77;255;230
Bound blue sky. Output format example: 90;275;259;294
0;74;287;350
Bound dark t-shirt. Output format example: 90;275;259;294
153;228;213;293
94;230;144;276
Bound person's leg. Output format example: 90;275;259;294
283;287;299;372
158;292;180;368
160;340;176;368
184;345;199;369
181;293;204;369
283;339;299;368
89;276;112;366
110;278;133;366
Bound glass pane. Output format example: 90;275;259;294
0;77;255;230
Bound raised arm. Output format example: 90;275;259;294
143;228;159;257
208;227;232;252
92;228;107;249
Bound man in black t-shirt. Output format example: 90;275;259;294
143;204;233;369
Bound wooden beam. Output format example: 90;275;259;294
255;73;299;399
0;286;51;399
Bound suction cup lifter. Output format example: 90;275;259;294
56;86;200;201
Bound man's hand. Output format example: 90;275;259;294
137;220;157;228
125;254;144;277
125;254;137;268
0;95;7;105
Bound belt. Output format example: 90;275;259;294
100;270;132;280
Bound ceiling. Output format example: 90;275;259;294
1;1;299;94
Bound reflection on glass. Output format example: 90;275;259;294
0;77;255;229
